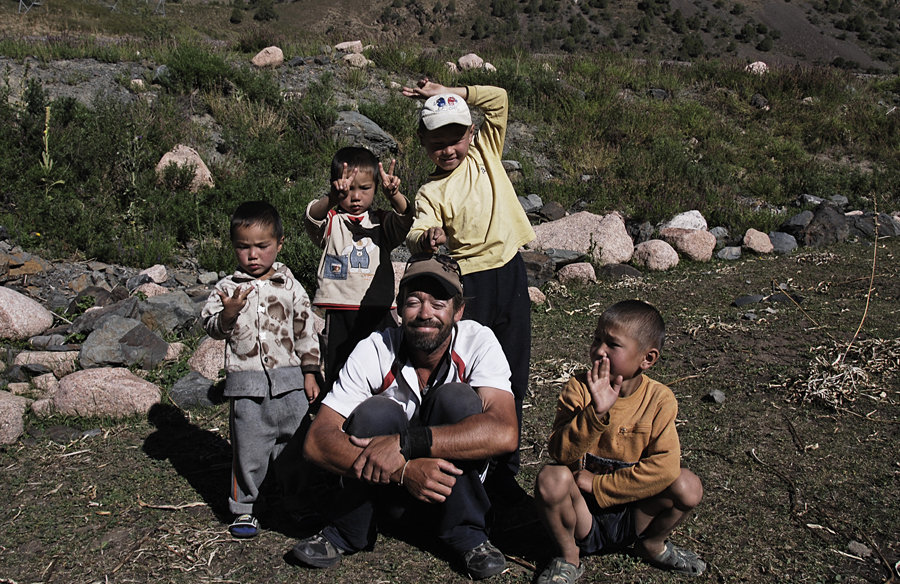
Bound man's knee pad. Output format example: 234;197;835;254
343;396;408;438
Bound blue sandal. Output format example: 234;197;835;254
229;514;259;538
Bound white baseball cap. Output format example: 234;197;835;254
420;93;472;130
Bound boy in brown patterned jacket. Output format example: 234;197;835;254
202;201;321;539
533;300;705;583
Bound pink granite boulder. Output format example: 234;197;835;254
335;40;364;53
155;145;214;192
528;287;546;305
557;262;597;283
251;46;284;68
458;53;484;70
14;351;79;378
531;212;633;266
188;337;226;380
632;240;679;271
743;228;774;254
659;228;716;262
140;264;168;284
0;286;54;340
0;391;31;444
54;368;161;417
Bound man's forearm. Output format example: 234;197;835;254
429;391;518;461
303;407;365;476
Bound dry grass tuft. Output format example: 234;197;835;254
777;337;900;407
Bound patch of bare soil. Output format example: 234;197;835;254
1;238;899;583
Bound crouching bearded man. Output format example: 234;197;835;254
293;253;518;580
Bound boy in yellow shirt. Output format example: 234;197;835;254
402;80;535;504
534;300;705;583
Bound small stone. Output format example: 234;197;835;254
847;541;872;558
704;389;726;404
717;246;741;260
732;295;765;307
742;312;757;321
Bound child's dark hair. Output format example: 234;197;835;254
598;300;665;351
331;147;379;183
230;201;283;241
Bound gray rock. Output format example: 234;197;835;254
709;226;729;244
717;246;741;260
539;201;567;222
126;273;152;291
174;272;198;287
19;362;53;376
501;160;521;172
796;194;824;207
847;541;872;558
732;295;765;307
287;56;306;67
768;232;797;254
152;65;170;83
169;371;221;409
829;195;849;209
766;293;803;304
704;389;726;404
138;291;199;335
119;324;169;369
520;251;556;288
626;220;654;245
45;424;82;443
800;204;849;247
70;297;140;335
648;88;669;100
779;210;815;238
599;264;643;280
330;111;398;158
29;334;68;349
544;248;586;267
849;212;900;239
79;316;142;369
198;272;220;285
742;312;758;321
518;194;543;214
750;93;769;109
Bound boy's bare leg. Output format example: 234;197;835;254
632;469;703;559
534;465;594;566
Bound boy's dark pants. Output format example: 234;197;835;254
323;307;397;392
322;383;492;554
461;252;530;481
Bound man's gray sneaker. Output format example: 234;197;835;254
461;540;506;579
292;531;345;568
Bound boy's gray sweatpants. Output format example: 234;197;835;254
229;390;308;515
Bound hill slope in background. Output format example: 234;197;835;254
2;0;899;72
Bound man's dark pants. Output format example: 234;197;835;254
322;383;492;554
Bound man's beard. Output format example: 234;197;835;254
404;318;453;353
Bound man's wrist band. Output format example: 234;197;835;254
399;427;433;460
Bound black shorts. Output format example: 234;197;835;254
575;497;639;555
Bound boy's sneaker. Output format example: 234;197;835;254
461;540;506;580
536;557;584;584
229;514;259;539
292;531;346;568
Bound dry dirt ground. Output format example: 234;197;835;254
1;237;899;584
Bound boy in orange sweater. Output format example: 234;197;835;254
534;300;705;583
